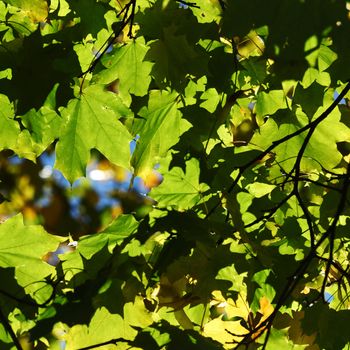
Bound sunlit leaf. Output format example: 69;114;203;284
131;90;190;175
98;37;153;97
251;106;350;172
246;182;276;198
190;0;222;23
65;307;137;350
0;214;61;301
0;94;20;152
56;84;133;182
150;158;209;209
255;90;287;118
6;0;48;23
74;214;138;258
318;44;338;72
1;0;350;348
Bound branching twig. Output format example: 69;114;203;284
293;176;341;192
206;80;350;219
241;191;294;230
226;81;350;349
79;0;137;94
316;255;350;281
232;160;350;349
320;162;350;302
295;189;315;247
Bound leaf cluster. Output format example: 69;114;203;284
0;0;350;349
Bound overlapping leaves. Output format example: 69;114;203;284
0;0;350;349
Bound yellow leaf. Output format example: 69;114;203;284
10;0;48;23
203;317;248;346
259;296;274;322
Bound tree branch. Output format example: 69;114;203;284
206;80;350;219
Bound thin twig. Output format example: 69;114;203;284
230;82;350;348
316;255;350;281
320;162;350;301
79;0;137;94
242;191;294;230
77;338;125;350
206;80;350;219
176;0;200;8
0;306;23;350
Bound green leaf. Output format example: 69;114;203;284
277;218;305;260
251;106;349;172
0;322;12;350
266;328;299;350
0;214;59;268
131;90;189;175
98;37;153;97
55;84;133;183
241;57;267;84
20;87;62;157
0;94;20;152
200;88;221;113
124;296;154;328
255;90;287;117
49;0;70;16
190;0;222;23
246;182;276;198
318;44;338;72
216;264;246;293
0;2;7;22
0;214;61;301
65;307;137;350
293;82;325;118
73;38;95;73
68;0;107;36
74;214;138;259
145;25;207;88
302;68;331;88
150;158;209;209
249;269;275;312
2;1;350;348
5;0;48;28
302;304;350;350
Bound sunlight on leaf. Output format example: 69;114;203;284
150;158;209;209
56;85;133;183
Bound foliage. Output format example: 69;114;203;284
0;0;350;349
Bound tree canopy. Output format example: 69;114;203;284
1;0;350;349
